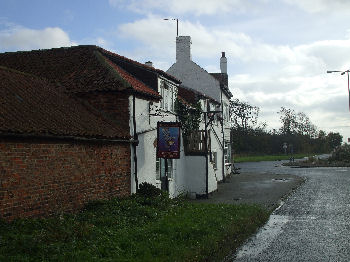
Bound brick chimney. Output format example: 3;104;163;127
176;36;192;62
220;52;227;74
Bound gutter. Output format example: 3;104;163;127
0;132;136;144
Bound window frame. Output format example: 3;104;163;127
156;157;174;180
159;80;176;113
212;151;217;170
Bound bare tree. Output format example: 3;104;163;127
278;107;298;135
229;99;259;130
296;112;318;138
278;107;318;138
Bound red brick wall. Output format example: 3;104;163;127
0;139;131;221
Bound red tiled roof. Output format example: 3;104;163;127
0;46;129;94
177;84;215;106
99;47;181;84
104;57;161;98
178;85;198;105
0;45;179;99
210;73;232;98
0;67;130;140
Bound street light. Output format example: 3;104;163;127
327;69;350;111
163;18;179;36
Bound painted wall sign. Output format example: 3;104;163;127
157;122;181;159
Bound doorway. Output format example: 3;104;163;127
157;158;173;191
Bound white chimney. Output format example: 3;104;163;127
220;52;227;74
176;36;192;62
145;61;153;67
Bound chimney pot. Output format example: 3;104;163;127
220;51;227;74
145;61;153;67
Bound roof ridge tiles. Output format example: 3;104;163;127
102;56;161;99
97;47;181;83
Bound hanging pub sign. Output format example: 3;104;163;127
157;122;181;159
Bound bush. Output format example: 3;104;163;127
135;182;174;210
329;144;350;162
137;182;163;198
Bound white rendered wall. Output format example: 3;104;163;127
167;61;221;103
175;135;206;195
129;82;230;197
129;77;188;197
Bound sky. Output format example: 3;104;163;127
1;0;350;141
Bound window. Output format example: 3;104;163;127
212;152;217;169
169;86;174;112
223;103;229;122
160;81;165;109
223;104;227;122
167;159;173;179
156;157;174;179
202;100;206;121
224;142;231;164
156;157;160;180
160;80;176;113
226;104;229;122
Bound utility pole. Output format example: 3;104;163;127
327;69;350;111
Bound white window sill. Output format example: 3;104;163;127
156;178;173;182
159;109;175;114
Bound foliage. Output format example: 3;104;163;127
230;127;342;155
137;182;163;198
329;144;350;162
326;132;343;150
278;107;297;135
175;98;202;137
278;107;317;137
229;98;260;130
229;102;342;155
0;196;269;262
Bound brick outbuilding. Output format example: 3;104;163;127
0;66;135;220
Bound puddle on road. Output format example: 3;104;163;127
233;214;290;260
272;178;290;182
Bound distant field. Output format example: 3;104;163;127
234;153;310;163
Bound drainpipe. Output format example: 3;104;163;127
204;112;209;198
221;91;226;183
132;94;139;192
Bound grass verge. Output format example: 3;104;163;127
235;153;310;163
0;194;269;262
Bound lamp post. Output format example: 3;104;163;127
327;69;350;111
163;18;179;36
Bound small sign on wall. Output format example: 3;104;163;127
157;122;181;159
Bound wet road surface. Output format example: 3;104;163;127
227;159;350;262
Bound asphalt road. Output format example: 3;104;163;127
227;160;350;262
